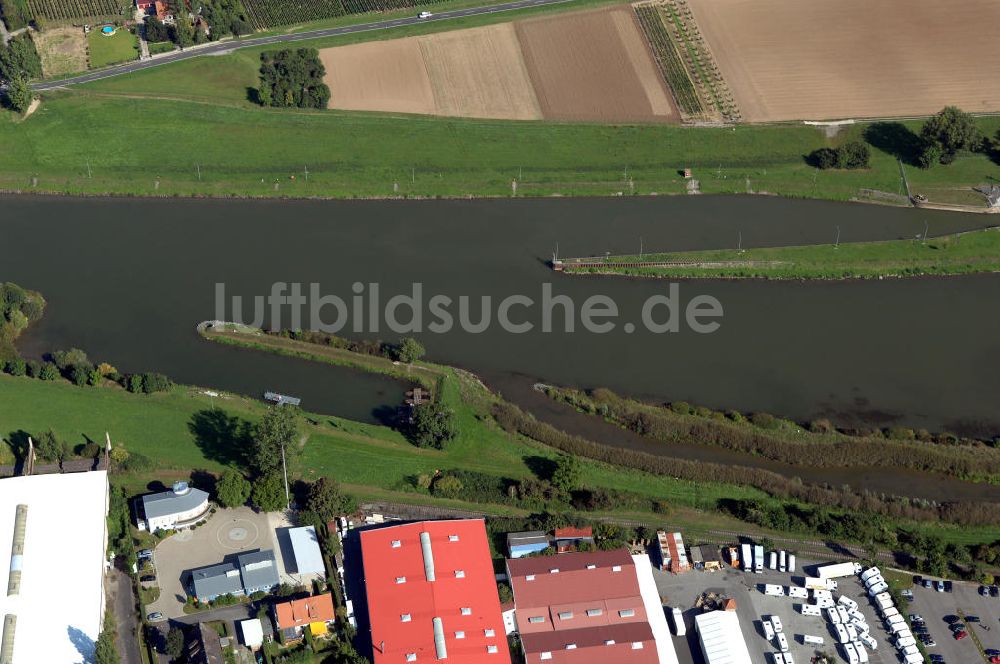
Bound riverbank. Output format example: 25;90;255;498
556;226;1000;279
2;88;997;204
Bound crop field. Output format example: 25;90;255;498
27;0;124;22
34;26;87;77
686;0;1000;122
322;6;677;122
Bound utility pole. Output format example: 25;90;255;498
639;236;643;257
281;440;290;511
835;225;841;249
737;231;743;253
922;220;929;244
86;159;92;179
196;164;201;181
304;165;309;182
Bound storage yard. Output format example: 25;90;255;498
685;0;1000;122
322;6;679;122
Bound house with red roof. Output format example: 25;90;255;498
360;519;510;664
275;593;336;642
506;549;679;664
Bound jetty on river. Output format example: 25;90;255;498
264;392;301;406
551;258;784;271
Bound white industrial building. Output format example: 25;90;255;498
695;610;753;664
633;554;682;664
287;526;325;575
0;471;110;663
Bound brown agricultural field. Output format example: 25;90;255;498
516;6;677;122
34;27;88;78
686;0;1000;122
322;38;436;116
321;6;677;123
418;23;541;120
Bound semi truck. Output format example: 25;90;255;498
754;545;765;573
816;562;861;579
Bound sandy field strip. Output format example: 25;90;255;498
35;27;88;78
686;0;1000;122
418;23;542;120
516;6;679;122
322;38;435;115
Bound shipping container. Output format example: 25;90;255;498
816;562;862;579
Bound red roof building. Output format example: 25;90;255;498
275;593;336;630
507;550;659;664
360;519;510;664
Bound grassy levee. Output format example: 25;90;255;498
562;227;1000;279
5;0;999;203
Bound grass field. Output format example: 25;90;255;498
87;28;138;68
561;227;1000;279
34;26;88;77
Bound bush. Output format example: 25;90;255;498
38;362;58;380
3;358;25;376
887;427;915;441
668;401;691;415
395;337;425;364
407;401;457;449
430;475;464;499
807;142;869;170
749;412;777;429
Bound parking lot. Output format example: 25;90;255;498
907;578;1000;664
146;506;305;619
650;557;902;664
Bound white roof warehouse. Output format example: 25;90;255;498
0;471;110;663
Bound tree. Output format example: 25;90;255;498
5;75;33;114
395;337;425;363
837;141;870;169
808;147;839;169
169;18;194;48
550;453;580;494
257;48;330;109
144;17;170;43
94;609;119;664
0;34;42;82
51;347;88;370
408;401;457;449
921;106;983;159
216;468;251;508
251;473;287;512
251;405;300;476
35;429;68;461
165;626;185;660
306;477;354;521
431;474;463;498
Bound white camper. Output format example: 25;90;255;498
764;584;785;596
800;604;821;616
669;607;686;636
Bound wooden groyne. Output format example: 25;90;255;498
552;258;784;271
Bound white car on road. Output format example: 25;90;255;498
417;11;433;18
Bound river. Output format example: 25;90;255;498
3;194;999;498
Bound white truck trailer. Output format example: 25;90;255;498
755;545;765;573
816;562;862;579
769;551;778;570
741;543;753;572
669;607;686;636
779;550;787;572
787;554;796;573
804;577;837;591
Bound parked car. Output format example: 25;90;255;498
990;585;999;597
417;10;432;18
949;623;966;632
965;615;981;623
953;630;968;640
929;656;943;662
944;581;953;592
910;614;923;622
140;575;156;583
936;580;945;592
901;589;914;599
923;579;933;589
944;615;960;623
981;585;990;596
146;612;164;622
137;549;152;559
985;649;999;657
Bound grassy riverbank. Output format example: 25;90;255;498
560;227;1000;279
4;0;998;204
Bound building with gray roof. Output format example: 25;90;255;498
141;482;210;532
191;562;243;602
239;550;280;595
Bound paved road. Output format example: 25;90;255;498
33;0;572;91
108;567;143;664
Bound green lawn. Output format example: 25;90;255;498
87;28;139;69
562;227;1000;279
7;89;999;200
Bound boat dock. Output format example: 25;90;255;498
264;392;301;407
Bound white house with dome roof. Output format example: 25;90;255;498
138;481;210;532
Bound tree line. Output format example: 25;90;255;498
490;400;1000;528
2;346;172;394
543;385;1000;482
0;34;40;113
